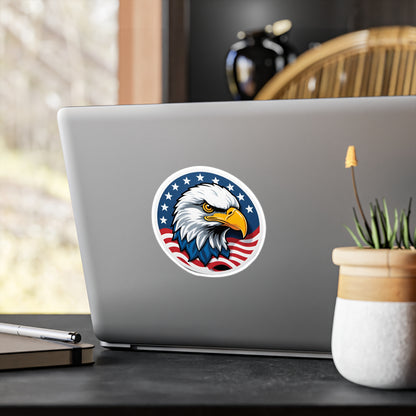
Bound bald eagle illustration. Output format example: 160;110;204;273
172;184;248;267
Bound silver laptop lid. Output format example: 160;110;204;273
58;97;416;354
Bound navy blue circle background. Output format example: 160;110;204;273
156;170;261;239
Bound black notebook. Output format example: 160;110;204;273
0;333;94;370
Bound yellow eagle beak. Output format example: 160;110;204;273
204;207;248;238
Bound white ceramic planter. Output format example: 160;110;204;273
332;247;416;389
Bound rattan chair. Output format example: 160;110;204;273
255;26;416;100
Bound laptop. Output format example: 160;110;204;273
57;96;416;358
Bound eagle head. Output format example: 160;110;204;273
172;183;247;266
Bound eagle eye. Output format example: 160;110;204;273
202;202;214;213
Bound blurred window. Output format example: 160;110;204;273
0;0;118;312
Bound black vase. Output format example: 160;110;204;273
226;20;297;100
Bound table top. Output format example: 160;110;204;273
1;314;416;416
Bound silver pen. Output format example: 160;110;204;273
0;323;81;343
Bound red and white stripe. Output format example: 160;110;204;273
159;227;260;274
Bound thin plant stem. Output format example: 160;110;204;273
351;166;370;234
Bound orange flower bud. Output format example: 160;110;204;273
345;145;357;168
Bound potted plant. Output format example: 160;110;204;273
332;146;416;389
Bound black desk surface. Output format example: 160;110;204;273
1;315;416;416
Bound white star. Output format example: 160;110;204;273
237;193;245;201
227;183;234;191
160;216;167;224
172;183;179;191
212;177;219;184
183;177;190;185
196;174;204;181
161;203;168;211
165;192;172;200
246;205;253;213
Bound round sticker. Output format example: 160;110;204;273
152;166;266;278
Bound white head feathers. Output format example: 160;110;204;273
172;184;239;252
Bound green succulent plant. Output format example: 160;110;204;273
344;146;416;249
